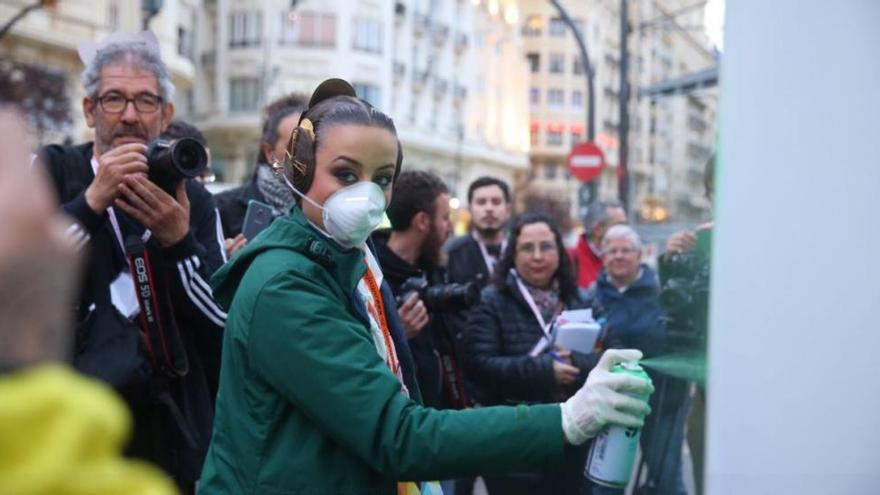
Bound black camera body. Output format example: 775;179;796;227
660;251;710;352
146;137;208;195
398;276;480;313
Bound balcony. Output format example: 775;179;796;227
412;69;429;91
413;12;430;35
393;61;406;81
454;84;467;100
433;78;448;98
432;24;449;45
200;51;216;66
454;33;468;54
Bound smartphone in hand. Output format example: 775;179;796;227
241;200;274;240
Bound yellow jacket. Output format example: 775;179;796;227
0;364;176;495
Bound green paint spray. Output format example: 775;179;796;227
585;361;653;488
640;351;707;387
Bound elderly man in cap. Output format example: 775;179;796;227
33;31;226;491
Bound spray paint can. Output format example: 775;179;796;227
585;361;653;488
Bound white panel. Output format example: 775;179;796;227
708;1;880;493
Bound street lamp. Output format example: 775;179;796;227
0;0;58;41
547;0;597;222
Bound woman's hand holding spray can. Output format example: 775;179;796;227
559;349;654;486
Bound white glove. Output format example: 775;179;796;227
560;349;653;446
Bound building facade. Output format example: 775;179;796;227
517;0;718;224
195;0;530;207
0;0;202;145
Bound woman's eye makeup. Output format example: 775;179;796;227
332;168;358;184
372;173;393;188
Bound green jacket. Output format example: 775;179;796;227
198;208;564;494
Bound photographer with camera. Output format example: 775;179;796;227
373;170;478;411
33;32;226;492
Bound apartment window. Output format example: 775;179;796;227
573;57;585;75
544;161;558;178
229;77;261;112
526;53;540;73
549;17;566;37
547;88;565;107
522;15;542;36
547;130;563;146
178;25;195;60
530;127;539;146
571;90;584;108
352;82;381;107
280;13;297;45
108;1;119;31
298;12;336;47
352;18;382;53
571;131;583;145
549;53;565;73
229;11;262;48
529;87;540;106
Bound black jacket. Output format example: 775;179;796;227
446;234;494;288
465;271;599;406
213;172;265;239
371;230;447;409
38;142;226;486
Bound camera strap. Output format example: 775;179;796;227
124;234;188;378
473;233;506;275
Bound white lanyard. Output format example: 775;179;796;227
473;233;506;275
90;156;150;255
512;269;555;340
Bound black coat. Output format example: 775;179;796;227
212;172;265;239
38;142;227;486
371;230;447;409
465;271;599;406
446;234;493;288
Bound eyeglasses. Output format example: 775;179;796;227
517;241;557;255
96;91;163;113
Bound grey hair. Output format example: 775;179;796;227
584;200;624;231
81;41;175;102
602;224;642;251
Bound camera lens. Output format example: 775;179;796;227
171;138;207;176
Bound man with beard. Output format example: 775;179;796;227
372;171;454;410
447;177;513;289
33;32;226;492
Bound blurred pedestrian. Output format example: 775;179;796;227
32;31;226;492
585;224;688;495
569;201;626;290
0;105;176;495
466;212;601;494
213;93;308;257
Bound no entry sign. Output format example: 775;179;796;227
567;141;606;183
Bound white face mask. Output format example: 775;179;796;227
277;171;387;249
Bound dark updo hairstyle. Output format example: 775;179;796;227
493;212;578;302
278;79;403;195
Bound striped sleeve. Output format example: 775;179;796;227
176;254;227;327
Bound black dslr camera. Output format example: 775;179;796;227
146;137;208;195
659;230;712;352
398;277;481;313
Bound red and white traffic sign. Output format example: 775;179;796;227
567;141;606;183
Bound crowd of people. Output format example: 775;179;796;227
0;31;708;495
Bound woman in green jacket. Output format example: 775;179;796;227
198;79;652;494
